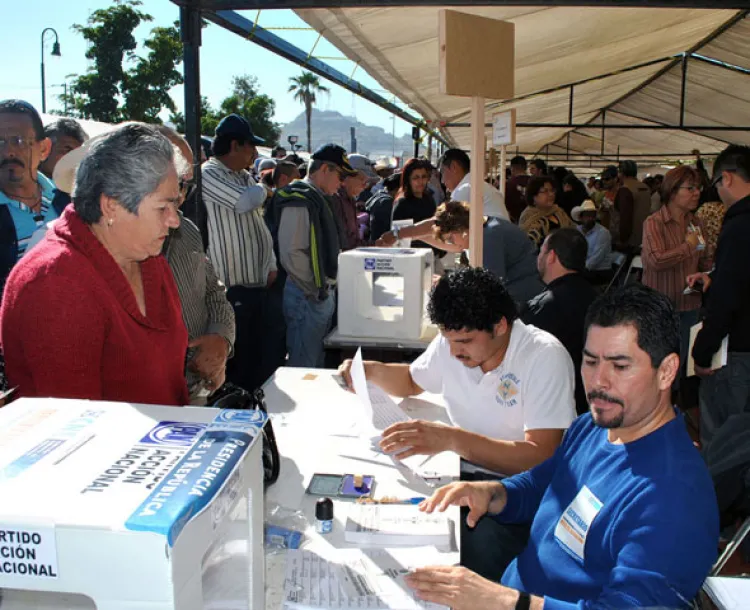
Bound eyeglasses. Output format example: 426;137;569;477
538;187;555;195
711;170;734;189
0;136;35;149
678;185;703;193
179;178;196;198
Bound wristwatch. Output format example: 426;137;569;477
515;591;531;610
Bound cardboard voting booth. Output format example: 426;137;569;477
0;398;266;610
338;247;433;340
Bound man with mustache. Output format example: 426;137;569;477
0;100;54;296
339;267;576;579
406;284;719;610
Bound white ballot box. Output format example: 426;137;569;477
338;248;433;340
0;398;266;610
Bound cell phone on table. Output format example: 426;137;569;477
305;473;375;498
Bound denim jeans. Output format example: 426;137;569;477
700;352;750;447
283;280;335;368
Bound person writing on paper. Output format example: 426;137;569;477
377;202;544;305
339;267;576;579
406;284;719;610
690;145;750;446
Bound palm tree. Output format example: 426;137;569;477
288;72;329;152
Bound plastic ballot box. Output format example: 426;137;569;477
338;248;434;340
0;397;266;610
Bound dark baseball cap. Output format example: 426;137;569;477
601;165;618;181
214;114;265;145
311;143;357;175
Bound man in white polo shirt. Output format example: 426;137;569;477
339;267;575;579
438;148;508;219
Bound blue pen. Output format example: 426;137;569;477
384;497;426;505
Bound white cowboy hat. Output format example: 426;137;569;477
571;199;598;222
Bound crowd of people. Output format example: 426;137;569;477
1;96;750;608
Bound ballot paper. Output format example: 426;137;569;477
703;576;750;610
282;548;447;610
344;504;451;547
350;348;411;432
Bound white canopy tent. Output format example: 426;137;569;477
291;6;749;174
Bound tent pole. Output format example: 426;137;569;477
469;96;485;267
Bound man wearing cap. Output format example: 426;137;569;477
572;199;612;274
330;153;377;251
273;144;356;367
202;114;282;391
0;99;55;296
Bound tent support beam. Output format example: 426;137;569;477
204;9;449;145
690;53;750;76
679;54;688;128
443;122;750;131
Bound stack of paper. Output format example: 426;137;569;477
282;548;447;610
703;576;750;610
344;504;451;547
687;322;728;377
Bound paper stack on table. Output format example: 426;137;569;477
282;548;447;610
344;504;451;547
703;576;750;610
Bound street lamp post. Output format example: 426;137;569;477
40;27;61;114
287;135;299;152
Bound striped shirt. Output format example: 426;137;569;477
1;172;57;259
641;205;711;312
163;212;236;399
202;157;276;287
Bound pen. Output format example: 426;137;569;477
357;496;426;505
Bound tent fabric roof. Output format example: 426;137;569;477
293;6;748;172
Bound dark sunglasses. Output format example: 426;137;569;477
179;178;196;196
711;170;735;189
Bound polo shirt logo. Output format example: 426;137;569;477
496;374;520;406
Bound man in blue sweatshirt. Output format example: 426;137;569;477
407;284;719;610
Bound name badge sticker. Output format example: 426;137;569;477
553;485;603;563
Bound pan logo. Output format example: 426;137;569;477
214;409;265;425
139;421;206;447
364;258;376;271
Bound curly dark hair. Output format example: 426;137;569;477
428;267;517;333
526;175;557;206
433;201;470;240
398;157;433;199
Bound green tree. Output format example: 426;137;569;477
220;75;280;146
288;72;329;152
170;76;280;145
61;0;183;123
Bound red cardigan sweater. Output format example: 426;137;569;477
0;206;189;406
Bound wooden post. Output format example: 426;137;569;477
499;145;507;197
469;96;485;267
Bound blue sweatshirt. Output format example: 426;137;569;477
498;413;719;610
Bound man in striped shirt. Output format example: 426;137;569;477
0;100;56;296
159;126;236;404
202;114;285;391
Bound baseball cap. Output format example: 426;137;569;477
601;166;618;181
348;154;378;180
258;158;277;172
311;143;356;175
215;114;265;145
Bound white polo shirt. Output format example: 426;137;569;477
450;172;509;220
409;320;576;441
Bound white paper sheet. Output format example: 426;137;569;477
703;576;750;610
687;322;728;377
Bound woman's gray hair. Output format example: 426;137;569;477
73;123;175;224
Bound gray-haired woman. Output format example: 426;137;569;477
0;123;189;406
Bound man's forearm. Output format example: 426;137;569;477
451;428;556;475
365;362;422;397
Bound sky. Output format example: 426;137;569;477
0;1;415;137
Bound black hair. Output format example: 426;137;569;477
713;144;750;184
212;133;247;157
619;160;638;178
601;165;618;181
584;283;679;369
428;267;517;333
272;160;298;184
526;175;557;206
545;227;588;274
0;99;45;140
383;172;401;192
43;118;87;145
510;155;527;170
438;148;470;174
529;158;547;174
271;145;286;157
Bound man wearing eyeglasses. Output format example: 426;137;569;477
689;145;750;446
0;99;55;296
157;126;236;404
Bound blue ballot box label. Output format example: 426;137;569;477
124;409;266;545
